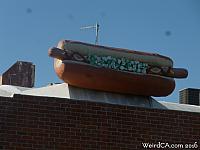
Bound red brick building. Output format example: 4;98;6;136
0;83;200;149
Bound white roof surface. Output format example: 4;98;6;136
0;83;200;113
0;85;30;97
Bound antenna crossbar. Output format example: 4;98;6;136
80;22;100;44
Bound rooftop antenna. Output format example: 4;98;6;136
80;22;100;45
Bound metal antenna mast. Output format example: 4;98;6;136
80;22;100;45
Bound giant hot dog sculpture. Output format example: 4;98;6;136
48;40;188;97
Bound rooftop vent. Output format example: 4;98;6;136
179;88;200;106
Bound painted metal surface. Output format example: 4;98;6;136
55;60;175;96
49;40;188;97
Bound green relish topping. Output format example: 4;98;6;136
87;55;148;74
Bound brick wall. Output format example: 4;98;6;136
0;94;200;149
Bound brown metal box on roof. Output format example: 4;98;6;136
2;61;35;88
